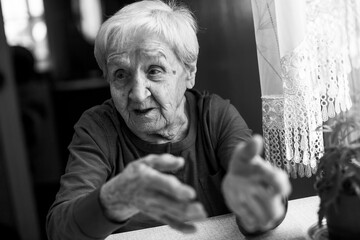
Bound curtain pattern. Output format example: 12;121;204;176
251;0;360;178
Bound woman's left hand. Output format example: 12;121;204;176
221;135;292;233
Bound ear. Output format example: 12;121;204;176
185;62;197;89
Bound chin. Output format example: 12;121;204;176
129;120;164;134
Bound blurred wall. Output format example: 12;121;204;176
43;0;100;80
190;0;262;134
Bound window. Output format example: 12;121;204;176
1;0;50;72
72;0;102;43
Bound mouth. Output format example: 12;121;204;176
133;108;154;115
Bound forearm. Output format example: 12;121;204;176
46;189;125;240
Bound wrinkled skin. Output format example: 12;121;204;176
100;154;207;233
106;30;196;144
222;135;292;232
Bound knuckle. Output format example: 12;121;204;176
130;161;146;174
160;153;172;158
141;154;158;163
146;154;157;159
128;162;152;182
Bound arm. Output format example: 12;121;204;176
207;100;291;234
221;136;291;235
46;112;207;240
46;112;123;240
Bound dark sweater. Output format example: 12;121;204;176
46;89;253;240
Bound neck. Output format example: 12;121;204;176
141;99;189;144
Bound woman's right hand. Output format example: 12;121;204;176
99;154;207;233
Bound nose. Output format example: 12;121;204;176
129;72;151;102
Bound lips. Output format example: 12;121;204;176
133;108;154;115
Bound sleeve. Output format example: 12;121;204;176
46;112;125;240
207;95;253;171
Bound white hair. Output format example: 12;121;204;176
94;0;199;78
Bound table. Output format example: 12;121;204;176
106;196;320;240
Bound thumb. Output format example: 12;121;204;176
229;135;263;174
140;154;185;172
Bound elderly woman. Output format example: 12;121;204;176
46;1;291;239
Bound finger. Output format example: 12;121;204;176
140;206;197;233
251;166;292;196
222;180;258;230
135;190;207;222
162;215;197;233
138;197;201;234
222;174;285;230
273;168;292;196
249;185;285;226
264;195;286;229
245;195;271;226
243;184;287;230
144;168;196;201
235;156;291;197
183;202;208;221
230;135;263;174
235;206;258;232
141;154;185;172
252;194;285;231
252;187;276;221
231;188;271;229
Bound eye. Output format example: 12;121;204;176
114;69;128;81
147;66;164;76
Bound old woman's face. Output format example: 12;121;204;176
106;31;194;141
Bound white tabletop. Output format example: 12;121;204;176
106;196;320;240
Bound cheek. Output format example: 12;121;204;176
154;83;176;105
110;85;128;111
172;78;187;102
165;76;186;99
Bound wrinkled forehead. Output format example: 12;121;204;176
107;49;167;67
106;30;176;64
108;27;160;53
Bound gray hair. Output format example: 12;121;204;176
94;0;199;78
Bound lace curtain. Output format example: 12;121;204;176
251;0;360;178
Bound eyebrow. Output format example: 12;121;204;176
107;52;128;65
107;48;168;62
139;48;167;60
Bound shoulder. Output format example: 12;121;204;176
70;99;120;165
187;89;231;113
187;88;251;140
82;98;116;119
187;89;236;122
74;99;119;137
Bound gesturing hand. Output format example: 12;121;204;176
100;154;207;233
221;135;291;233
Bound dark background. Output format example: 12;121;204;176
0;0;316;239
